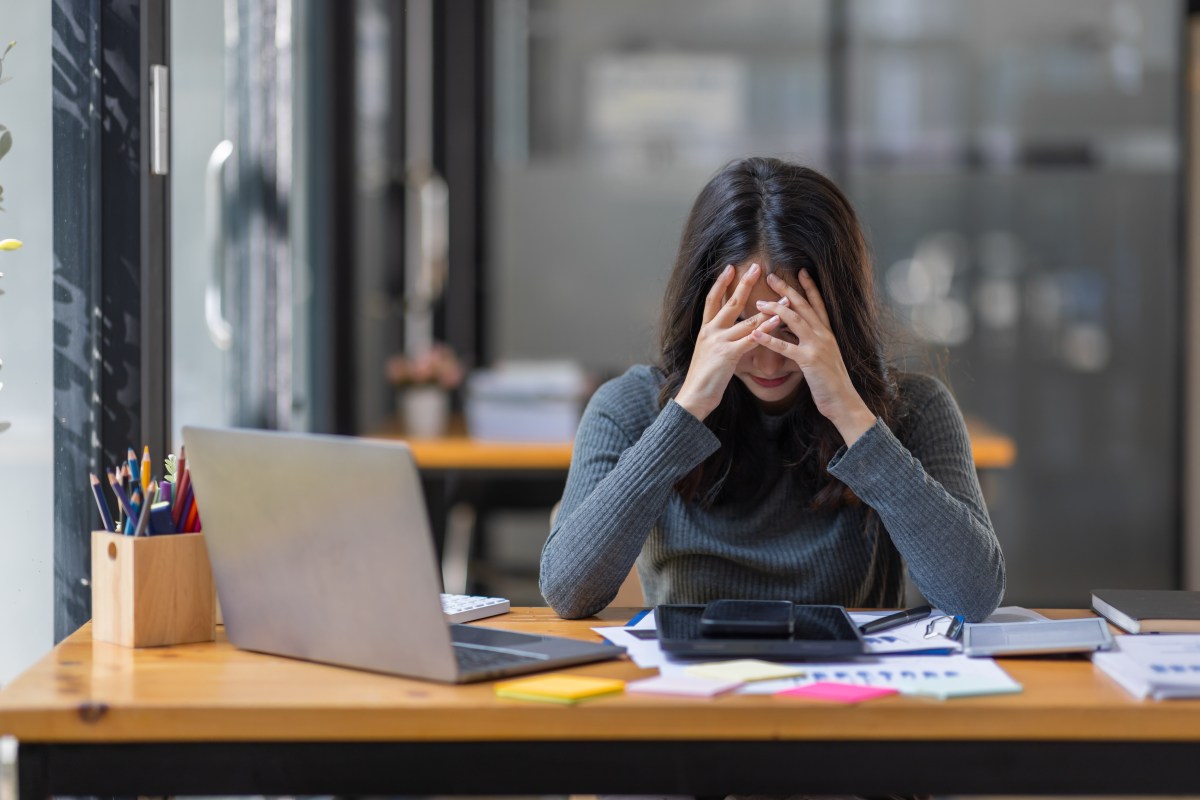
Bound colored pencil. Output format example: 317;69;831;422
184;498;200;533
140;445;152;494
106;469;137;534
133;482;156;536
127;448;139;488
173;467;191;526
89;473;114;532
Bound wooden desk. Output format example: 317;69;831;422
3;609;1200;797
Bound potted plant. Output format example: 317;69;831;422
385;342;464;438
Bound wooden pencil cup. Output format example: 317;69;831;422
91;531;216;648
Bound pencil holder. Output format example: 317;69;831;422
91;531;216;648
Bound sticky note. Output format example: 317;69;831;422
776;682;899;703
684;659;807;683
627;673;742;697
494;674;625;704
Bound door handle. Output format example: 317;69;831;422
205;139;234;350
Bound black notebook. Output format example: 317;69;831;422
1091;589;1200;634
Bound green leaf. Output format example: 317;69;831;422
0;128;11;161
164;453;177;482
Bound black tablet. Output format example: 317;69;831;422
656;603;865;660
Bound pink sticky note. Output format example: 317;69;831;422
776;682;898;704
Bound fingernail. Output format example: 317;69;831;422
779;297;790;306
755;300;769;309
723;264;734;276
748;263;760;275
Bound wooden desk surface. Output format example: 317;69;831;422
2;608;1196;745
374;417;1016;471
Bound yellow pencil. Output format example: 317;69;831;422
140;445;152;494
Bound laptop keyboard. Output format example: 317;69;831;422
441;593;511;624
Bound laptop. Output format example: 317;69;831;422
182;426;625;683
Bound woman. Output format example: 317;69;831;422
540;157;1004;622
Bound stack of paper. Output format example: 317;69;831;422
1093;634;1200;700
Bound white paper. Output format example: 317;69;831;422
1093;634;1200;700
710;654;1022;699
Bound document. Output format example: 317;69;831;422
712;654;1023;699
1093;634;1200;700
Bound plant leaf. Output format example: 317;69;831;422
0;128;11;161
3;42;15;60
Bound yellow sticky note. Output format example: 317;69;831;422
684;659;807;683
495;673;626;704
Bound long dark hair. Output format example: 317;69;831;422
658;157;897;511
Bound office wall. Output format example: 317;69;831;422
0;1;53;685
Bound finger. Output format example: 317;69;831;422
798;268;832;329
727;310;773;338
750;323;802;359
755;298;812;339
713;263;762;326
766;272;824;332
732;314;781;354
702;265;736;325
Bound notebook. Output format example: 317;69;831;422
183;426;624;683
1091;589;1200;634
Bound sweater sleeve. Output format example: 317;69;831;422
540;383;720;619
827;377;1006;621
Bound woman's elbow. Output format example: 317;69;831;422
540;573;605;620
962;553;1006;623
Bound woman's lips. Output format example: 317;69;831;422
750;375;790;388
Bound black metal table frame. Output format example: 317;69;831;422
14;739;1200;797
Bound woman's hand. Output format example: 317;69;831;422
674;263;773;421
752;270;877;445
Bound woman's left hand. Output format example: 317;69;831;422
752;270;878;445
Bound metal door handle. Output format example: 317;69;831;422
205;139;234;350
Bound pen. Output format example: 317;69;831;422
946;614;965;641
89;473;114;532
858;604;933;635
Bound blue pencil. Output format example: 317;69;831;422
89;473;114;532
106;469;137;534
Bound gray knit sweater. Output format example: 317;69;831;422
539;365;1005;622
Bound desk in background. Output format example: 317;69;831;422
374;417;1016;595
2;609;1199;798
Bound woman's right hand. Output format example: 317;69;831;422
674;263;772;421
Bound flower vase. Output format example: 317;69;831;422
401;385;450;438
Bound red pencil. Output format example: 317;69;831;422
173;465;191;526
184;498;200;533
